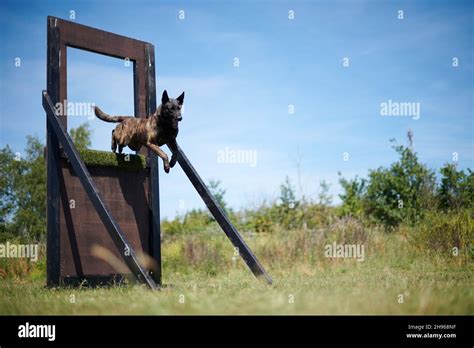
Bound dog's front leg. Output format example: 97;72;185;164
146;142;170;173
168;139;178;168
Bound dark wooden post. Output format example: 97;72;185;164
145;43;162;285
46;18;61;287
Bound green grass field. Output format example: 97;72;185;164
1;226;472;315
2;128;472;316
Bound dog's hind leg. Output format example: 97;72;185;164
111;130;117;153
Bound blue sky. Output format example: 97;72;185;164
1;0;473;219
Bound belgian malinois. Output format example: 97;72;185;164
94;90;184;173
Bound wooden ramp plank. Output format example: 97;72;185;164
169;144;273;285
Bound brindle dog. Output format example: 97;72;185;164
94;90;184;173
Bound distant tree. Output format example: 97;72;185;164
70;123;92;150
0;145;22;239
208;179;228;213
0;123;92;241
318;180;333;206
364;136;436;227
276;176;303;229
338;174;366;218
0;136;46;241
279;176;297;208
14;136;46;240
438;163;473;211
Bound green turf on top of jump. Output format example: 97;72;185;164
77;148;147;171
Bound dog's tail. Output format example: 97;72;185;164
94;106;130;123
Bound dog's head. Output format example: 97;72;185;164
160;90;185;129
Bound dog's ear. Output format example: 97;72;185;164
162;90;169;104
177;92;185;105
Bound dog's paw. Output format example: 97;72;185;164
164;165;170;173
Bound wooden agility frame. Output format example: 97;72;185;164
44;16;272;289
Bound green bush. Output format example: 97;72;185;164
324;216;368;245
162;209;215;236
0;241;46;280
363;141;436;227
247;207;275;233
409;210;473;259
300;203;337;229
338;175;366;218
438;163;473;211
